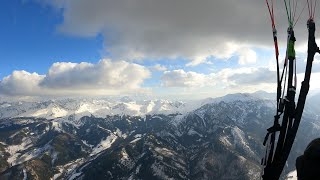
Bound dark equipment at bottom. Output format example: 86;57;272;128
262;20;320;180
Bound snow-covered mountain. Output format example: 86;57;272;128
0;92;319;180
0;91;277;120
0;98;197;120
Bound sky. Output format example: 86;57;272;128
1;0;320;100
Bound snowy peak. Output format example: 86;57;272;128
1;91;319;180
22;103;68;119
0;92;276;120
201;92;273;106
0;98;192;119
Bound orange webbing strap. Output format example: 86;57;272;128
265;0;279;71
265;0;276;29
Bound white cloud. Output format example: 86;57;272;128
161;70;211;87
161;67;276;91
0;71;45;96
151;64;167;71
238;47;257;65
155;67;278;99
39;0;306;65
218;67;275;86
0;59;150;97
186;55;213;67
41;60;150;89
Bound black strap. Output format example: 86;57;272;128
262;20;319;180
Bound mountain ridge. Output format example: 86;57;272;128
0;91;275;120
0;92;319;179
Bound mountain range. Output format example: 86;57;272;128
0;92;319;180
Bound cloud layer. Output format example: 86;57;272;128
4;0;319;99
0;59;150;96
161;67;276;89
3;60;320;99
41;0;311;66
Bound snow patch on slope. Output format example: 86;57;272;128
120;148;135;169
16;143;52;165
219;136;232;147
286;170;297;180
90;134;118;156
231;127;255;156
154;147;175;158
6;137;33;166
151;162;174;180
130;138;141;144
69;172;82;180
51;121;63;132
23;169;27;180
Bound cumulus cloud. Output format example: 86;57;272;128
0;59;150;97
218;67;275;86
161;67;276;89
39;0;310;65
41;60;149;89
238;47;257;65
159;66;320;98
186;55;213;67
0;71;45;96
161;70;211;87
151;64;167;71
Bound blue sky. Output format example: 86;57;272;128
0;0;102;78
0;1;222;77
1;0;319;99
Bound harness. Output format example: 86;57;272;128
262;1;320;179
